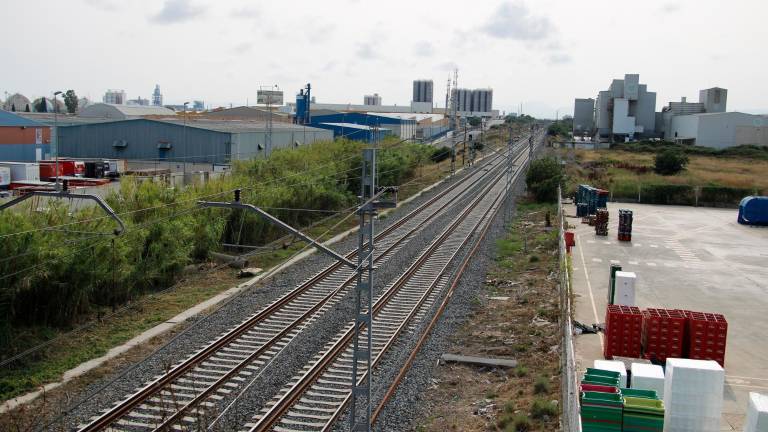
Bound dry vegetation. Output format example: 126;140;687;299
415;202;561;432
565;149;768;193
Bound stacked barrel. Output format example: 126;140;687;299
618;209;633;241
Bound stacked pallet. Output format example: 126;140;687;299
604;305;643;359
663;358;724;432
618;209;633;242
595;208;609;236
642;308;686;363
684;311;728;367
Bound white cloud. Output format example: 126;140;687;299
414;41;435;57
150;0;205;24
482;1;553;41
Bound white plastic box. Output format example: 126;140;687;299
744;392;768;432
614;271;636;306
594;359;627;387
663;358;724;432
631;363;665;399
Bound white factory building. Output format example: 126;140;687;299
590;74;657;140
575;76;768;148
667;112;768;149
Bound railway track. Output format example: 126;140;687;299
242;135;540;432
78;137;530;432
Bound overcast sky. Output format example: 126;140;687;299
1;0;766;118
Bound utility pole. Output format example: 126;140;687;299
350;146;376;432
450;134;456;178
462;126;467;168
183;101;189;174
53;90;62;189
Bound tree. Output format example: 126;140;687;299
467;116;482;127
33;98;48;112
64;89;78;114
10;104;15;112
25;104;30;112
654;149;689;175
525;157;565;202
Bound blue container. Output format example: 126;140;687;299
738;196;768;226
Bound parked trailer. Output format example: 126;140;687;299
0;162;40;182
738;196;768;226
0;166;10;187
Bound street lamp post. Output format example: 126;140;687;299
53;90;63;189
183;101;189;175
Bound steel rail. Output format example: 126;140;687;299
246;147;529;432
77;141;523;432
370;130;545;425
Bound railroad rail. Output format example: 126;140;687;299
78;137;530;432
242;136;539;432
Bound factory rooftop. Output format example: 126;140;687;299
152;119;327;133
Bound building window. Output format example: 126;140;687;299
157;140;172;150
112;139;128;148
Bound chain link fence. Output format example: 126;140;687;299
558;187;581;431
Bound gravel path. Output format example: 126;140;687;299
48;161;495;431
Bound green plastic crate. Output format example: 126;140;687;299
620;387;658;399
582;375;621;387
586;368;621;379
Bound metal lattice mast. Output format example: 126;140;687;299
350;147;376;432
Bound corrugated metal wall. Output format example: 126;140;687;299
231;129;333;159
59;119;232;164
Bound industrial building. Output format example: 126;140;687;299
309;112;417;140
573;98;595;135
79;103;176;120
411;80;434;113
449;88;494;117
152;85;163;106
0;110;51;161
659;88;729;138
310;123;391;143
103;89;126;105
2;93;32;112
666;112;768;148
202;106;291;122
58;118;333;164
363;94;382;106
413;80;434;103
591;74;657;140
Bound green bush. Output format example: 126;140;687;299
699;186;754;207
534;376;550;394
654;149;689;175
641;184;695;205
530;398;558;419
512;414;532;431
0;137;441;352
525;157;565;202
430;146;452;163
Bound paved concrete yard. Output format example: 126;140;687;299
568;202;768;431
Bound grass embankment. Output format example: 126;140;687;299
0;138;454;404
416;202;561;432
562;148;768;205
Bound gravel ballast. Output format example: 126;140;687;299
47;157;504;431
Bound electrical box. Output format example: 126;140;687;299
614;271;636;306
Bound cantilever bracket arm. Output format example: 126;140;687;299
0;190;126;235
198;197;357;269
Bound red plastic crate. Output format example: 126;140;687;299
642;308;686;363
604;305;643;359
684;311;728;366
